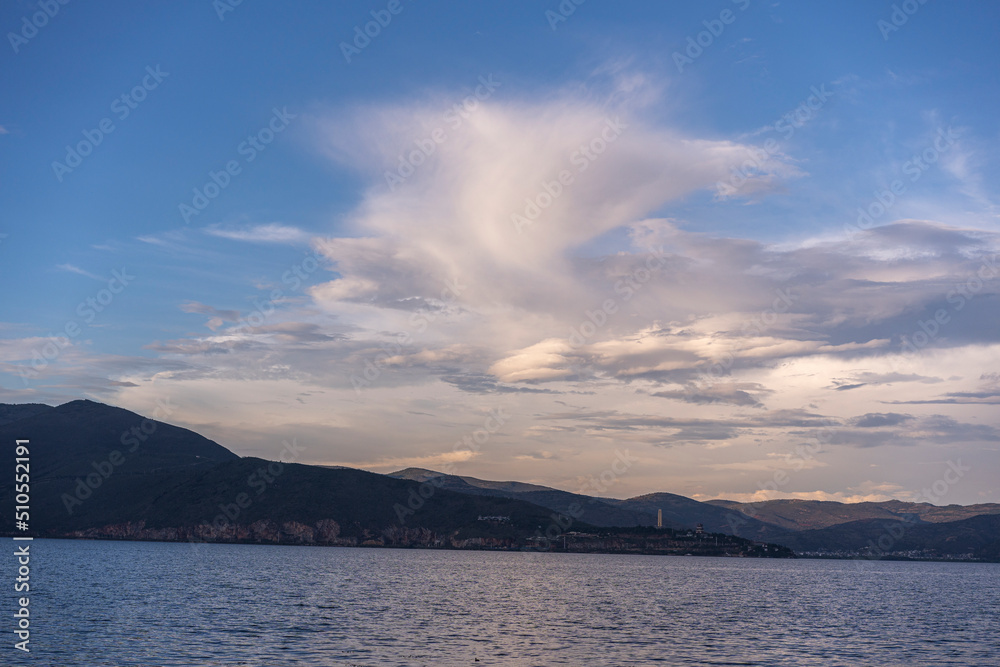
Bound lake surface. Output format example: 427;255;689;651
10;539;1000;666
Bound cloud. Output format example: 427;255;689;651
282;85;1000;409
886;393;1000;405
322;448;479;472
180;301;241;331
180;301;240;319
708;455;828;472
203;223;309;244
535;407;833;446
831;371;943;391
149;321;345;358
651;382;769;407
441;373;562;395
244;322;346;343
850;412;913;428
57;264;103;281
310;89;794;320
802;414;1000;447
882;373;1000;405
514;451;560;461
701;483;908;504
145;338;264;356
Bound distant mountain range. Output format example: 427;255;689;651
390;468;783;540
2;400;997;561
707;497;1000;531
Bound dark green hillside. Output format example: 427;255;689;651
2;399;992;560
613;492;783;539
390;467;663;528
773;514;1000;561
143;458;566;539
0;399;238;533
709;497;1000;531
0;402;53;426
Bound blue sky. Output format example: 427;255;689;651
2;0;999;503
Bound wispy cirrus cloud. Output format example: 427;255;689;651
56;263;103;281
204;223;309;244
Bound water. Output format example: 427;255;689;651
9;539;1000;666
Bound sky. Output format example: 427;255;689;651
2;0;999;505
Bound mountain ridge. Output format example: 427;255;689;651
1;400;997;560
708;497;1000;531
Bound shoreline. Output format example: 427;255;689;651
10;534;998;563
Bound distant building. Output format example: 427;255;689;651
657;509;662;528
695;523;704;535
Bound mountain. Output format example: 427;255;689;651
392;468;554;494
0;401;588;547
0;402;53;426
390;467;661;528
772;514;1000;560
611;492;783;540
390;469;788;538
137;458;565;543
1;399;994;559
708;498;1000;532
0;399;239;534
391;472;1000;556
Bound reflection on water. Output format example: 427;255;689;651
15;539;1000;666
